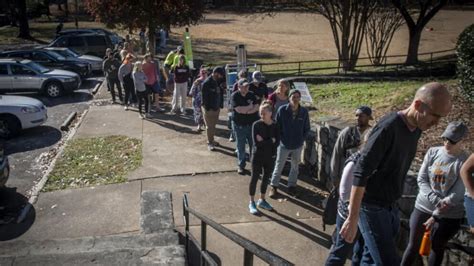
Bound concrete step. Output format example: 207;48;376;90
0;245;186;266
0;230;179;257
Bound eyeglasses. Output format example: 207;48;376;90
443;137;458;145
422;102;443;119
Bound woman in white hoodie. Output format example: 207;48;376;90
132;62;149;119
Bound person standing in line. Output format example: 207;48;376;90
249;71;269;104
120;42;131;61
267;79;290;120
325;129;373;266
201;67;225;151
118;54;135;110
142;53;164;112
340;82;452;266
189;68;208;132
269;89;310;197
248;101;280;214
229;70;248;142
330;106;373;188
231;78;259;175
103;48;123;104
164;46;180;92
401;122;469;266
132;62;149;119
171;55;190;115
461;153;474;234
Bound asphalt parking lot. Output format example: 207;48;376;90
4;76;104;196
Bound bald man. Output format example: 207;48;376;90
338;82;452;265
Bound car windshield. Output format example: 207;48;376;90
46;50;66;61
55;48;79;58
25;61;50;73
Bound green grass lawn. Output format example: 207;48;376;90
43;136;142;192
308;79;458;121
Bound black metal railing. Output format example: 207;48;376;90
256;48;457;76
182;194;294;266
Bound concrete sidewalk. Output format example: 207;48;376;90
6;83;333;265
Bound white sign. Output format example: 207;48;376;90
292;82;313;104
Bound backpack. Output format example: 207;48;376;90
322;187;339;231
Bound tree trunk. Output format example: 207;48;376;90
16;0;31;39
65;1;69;17
405;25;422;65
147;24;156;56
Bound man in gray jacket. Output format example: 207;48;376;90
330;106;373;188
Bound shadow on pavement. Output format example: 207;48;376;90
0;187;35;241
260;210;332;249
5;125;62;155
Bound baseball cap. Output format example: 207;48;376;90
252;71;264;82
441;121;468;143
213;66;225;76
238;78;250;87
289;89;301;97
355;106;373;119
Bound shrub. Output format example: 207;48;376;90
456;24;474;102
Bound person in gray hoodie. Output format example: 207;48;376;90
401;121;469;266
132;62;149;119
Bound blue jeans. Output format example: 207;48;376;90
325;213;364;266
270;145;302;188
465;195;474;227
358;202;400;266
233;122;253;169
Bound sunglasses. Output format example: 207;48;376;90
443;137;458;145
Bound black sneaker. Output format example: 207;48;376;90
237;167;245;175
287;186;296;196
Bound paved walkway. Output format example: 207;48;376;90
6;83;334;265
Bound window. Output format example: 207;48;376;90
10;52;30;59
0;65;8;75
11;65;36;75
54;37;68;47
32;52;52;62
68;37;85;46
85;36;106;46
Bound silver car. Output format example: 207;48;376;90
0;58;81;98
0;95;48;139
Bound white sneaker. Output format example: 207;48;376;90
207;144;215;151
124;106;129;111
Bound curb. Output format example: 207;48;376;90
16;108;89;223
92;81;102;95
60;111;77;131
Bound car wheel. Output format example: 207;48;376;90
45;81;63;98
0;115;21;139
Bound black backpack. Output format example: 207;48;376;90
322;187;339;231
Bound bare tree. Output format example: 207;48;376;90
365;6;405;66
391;0;448;65
301;0;378;71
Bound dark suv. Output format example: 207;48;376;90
0;49;91;78
58;28;124;45
49;33;113;58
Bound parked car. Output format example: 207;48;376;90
49;33;114;58
0;139;8;187
58;28;124;46
0;58;81;98
43;47;103;72
0;49;91;78
0;95;48;139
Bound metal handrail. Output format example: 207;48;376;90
183;194;294;266
257;48;456;66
